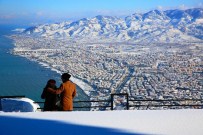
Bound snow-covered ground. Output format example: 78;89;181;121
0;98;202;135
1;109;203;135
0;98;39;112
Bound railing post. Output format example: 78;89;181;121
111;94;114;111
126;93;129;110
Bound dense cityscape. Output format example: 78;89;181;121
11;35;203;110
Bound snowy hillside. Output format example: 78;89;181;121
23;8;203;43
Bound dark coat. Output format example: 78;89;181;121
41;86;59;111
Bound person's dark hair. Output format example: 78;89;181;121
47;79;56;84
41;79;57;100
44;79;56;89
61;73;71;82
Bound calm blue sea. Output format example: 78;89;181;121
0;25;89;108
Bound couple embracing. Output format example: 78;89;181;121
41;73;77;111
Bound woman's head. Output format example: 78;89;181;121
47;79;56;87
61;73;71;82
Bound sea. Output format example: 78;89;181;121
0;25;90;110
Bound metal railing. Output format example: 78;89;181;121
128;98;203;109
35;93;203;111
1;95;202;111
34;100;111;110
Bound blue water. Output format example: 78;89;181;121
0;25;89;108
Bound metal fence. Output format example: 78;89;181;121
128;98;203;109
35;93;203;111
1;95;202;111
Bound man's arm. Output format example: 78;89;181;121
47;84;64;94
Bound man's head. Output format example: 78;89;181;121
61;73;71;82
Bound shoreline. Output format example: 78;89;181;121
13;54;93;97
37;60;94;96
5;33;91;103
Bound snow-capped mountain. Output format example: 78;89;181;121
24;8;203;43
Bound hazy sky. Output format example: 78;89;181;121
0;0;202;25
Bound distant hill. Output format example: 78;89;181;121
24;8;203;43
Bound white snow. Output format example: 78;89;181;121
12;28;25;32
0;98;39;112
0;109;203;135
0;98;203;135
22;8;203;43
196;18;203;23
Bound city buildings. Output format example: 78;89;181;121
11;35;203;110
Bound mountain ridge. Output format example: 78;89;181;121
23;8;203;43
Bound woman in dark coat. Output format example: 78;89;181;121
41;79;59;111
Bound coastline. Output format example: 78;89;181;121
12;51;93;97
39;61;94;96
0;31;90;108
